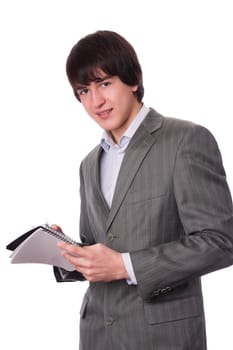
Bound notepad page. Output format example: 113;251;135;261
10;228;76;271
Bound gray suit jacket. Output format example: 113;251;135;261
55;109;233;350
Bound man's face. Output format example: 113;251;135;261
75;71;141;143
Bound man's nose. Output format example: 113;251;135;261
91;89;105;107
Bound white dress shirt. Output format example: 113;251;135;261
100;104;149;284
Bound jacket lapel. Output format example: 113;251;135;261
105;109;163;233
90;146;110;216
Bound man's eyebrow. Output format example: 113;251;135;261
76;84;88;91
75;75;113;90
93;75;112;83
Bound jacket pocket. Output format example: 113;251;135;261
126;190;168;204
144;296;203;325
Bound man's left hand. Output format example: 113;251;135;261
57;242;129;282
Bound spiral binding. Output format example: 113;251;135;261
43;224;78;245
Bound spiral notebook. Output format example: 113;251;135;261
6;225;89;271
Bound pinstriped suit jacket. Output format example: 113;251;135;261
55;108;233;350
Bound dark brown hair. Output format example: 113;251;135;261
66;30;144;102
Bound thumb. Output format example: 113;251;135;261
50;224;63;234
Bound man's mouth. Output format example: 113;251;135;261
96;108;113;119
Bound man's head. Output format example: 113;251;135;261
66;30;144;103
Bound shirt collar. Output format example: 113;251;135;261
101;104;149;152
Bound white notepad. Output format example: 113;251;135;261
7;225;89;271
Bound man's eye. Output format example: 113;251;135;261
79;88;88;95
101;81;110;87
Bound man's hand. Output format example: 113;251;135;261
51;224;63;233
57;242;129;282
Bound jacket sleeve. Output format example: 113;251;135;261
130;124;233;301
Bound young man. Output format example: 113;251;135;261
53;30;233;350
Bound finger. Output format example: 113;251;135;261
61;252;88;269
51;224;63;233
58;242;85;257
57;241;69;249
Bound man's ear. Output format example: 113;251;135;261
132;85;138;92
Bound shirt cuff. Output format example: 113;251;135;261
121;253;138;285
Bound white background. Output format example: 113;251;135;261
1;1;232;349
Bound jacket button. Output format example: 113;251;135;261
107;232;114;241
105;317;114;326
152;289;161;296
161;286;172;294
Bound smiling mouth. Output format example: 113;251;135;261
96;108;113;119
